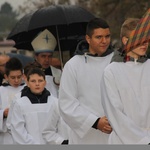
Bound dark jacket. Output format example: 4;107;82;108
110;48;148;63
74;40;114;57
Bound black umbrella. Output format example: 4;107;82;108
7;5;95;68
7;5;95;51
7;11;34;39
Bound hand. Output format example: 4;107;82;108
97;116;112;134
3;108;9;118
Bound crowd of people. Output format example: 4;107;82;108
0;14;150;145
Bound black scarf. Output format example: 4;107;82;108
21;86;50;104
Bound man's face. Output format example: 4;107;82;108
27;74;46;95
35;52;53;69
4;70;23;87
0;55;10;75
86;28;111;56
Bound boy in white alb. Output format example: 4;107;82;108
10;68;68;144
0;57;24;144
101;18;150;144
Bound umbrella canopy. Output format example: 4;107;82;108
7;11;34;39
123;8;150;53
7;11;35;50
7;5;95;51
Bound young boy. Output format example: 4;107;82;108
6;61;58;134
0;57;24;144
9;68;68;144
20;61;58;97
101;18;150;144
59;17;113;144
11;61;58;99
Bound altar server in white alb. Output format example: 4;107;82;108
6;61;61;133
10;68;68;144
42;96;69;145
32;29;62;97
0;57;24;144
101;18;150;144
59;18;113;144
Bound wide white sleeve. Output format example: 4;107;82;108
59;62;98;138
42;99;65;144
0;109;5;132
0;93;5;132
6;92;22;130
10;100;37;144
101;69;150;144
6;98;16;130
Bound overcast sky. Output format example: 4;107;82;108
0;0;26;10
0;0;77;11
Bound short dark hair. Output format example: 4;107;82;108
24;61;43;77
5;57;23;76
86;18;110;37
27;68;45;81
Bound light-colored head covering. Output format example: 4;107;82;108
31;29;57;53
